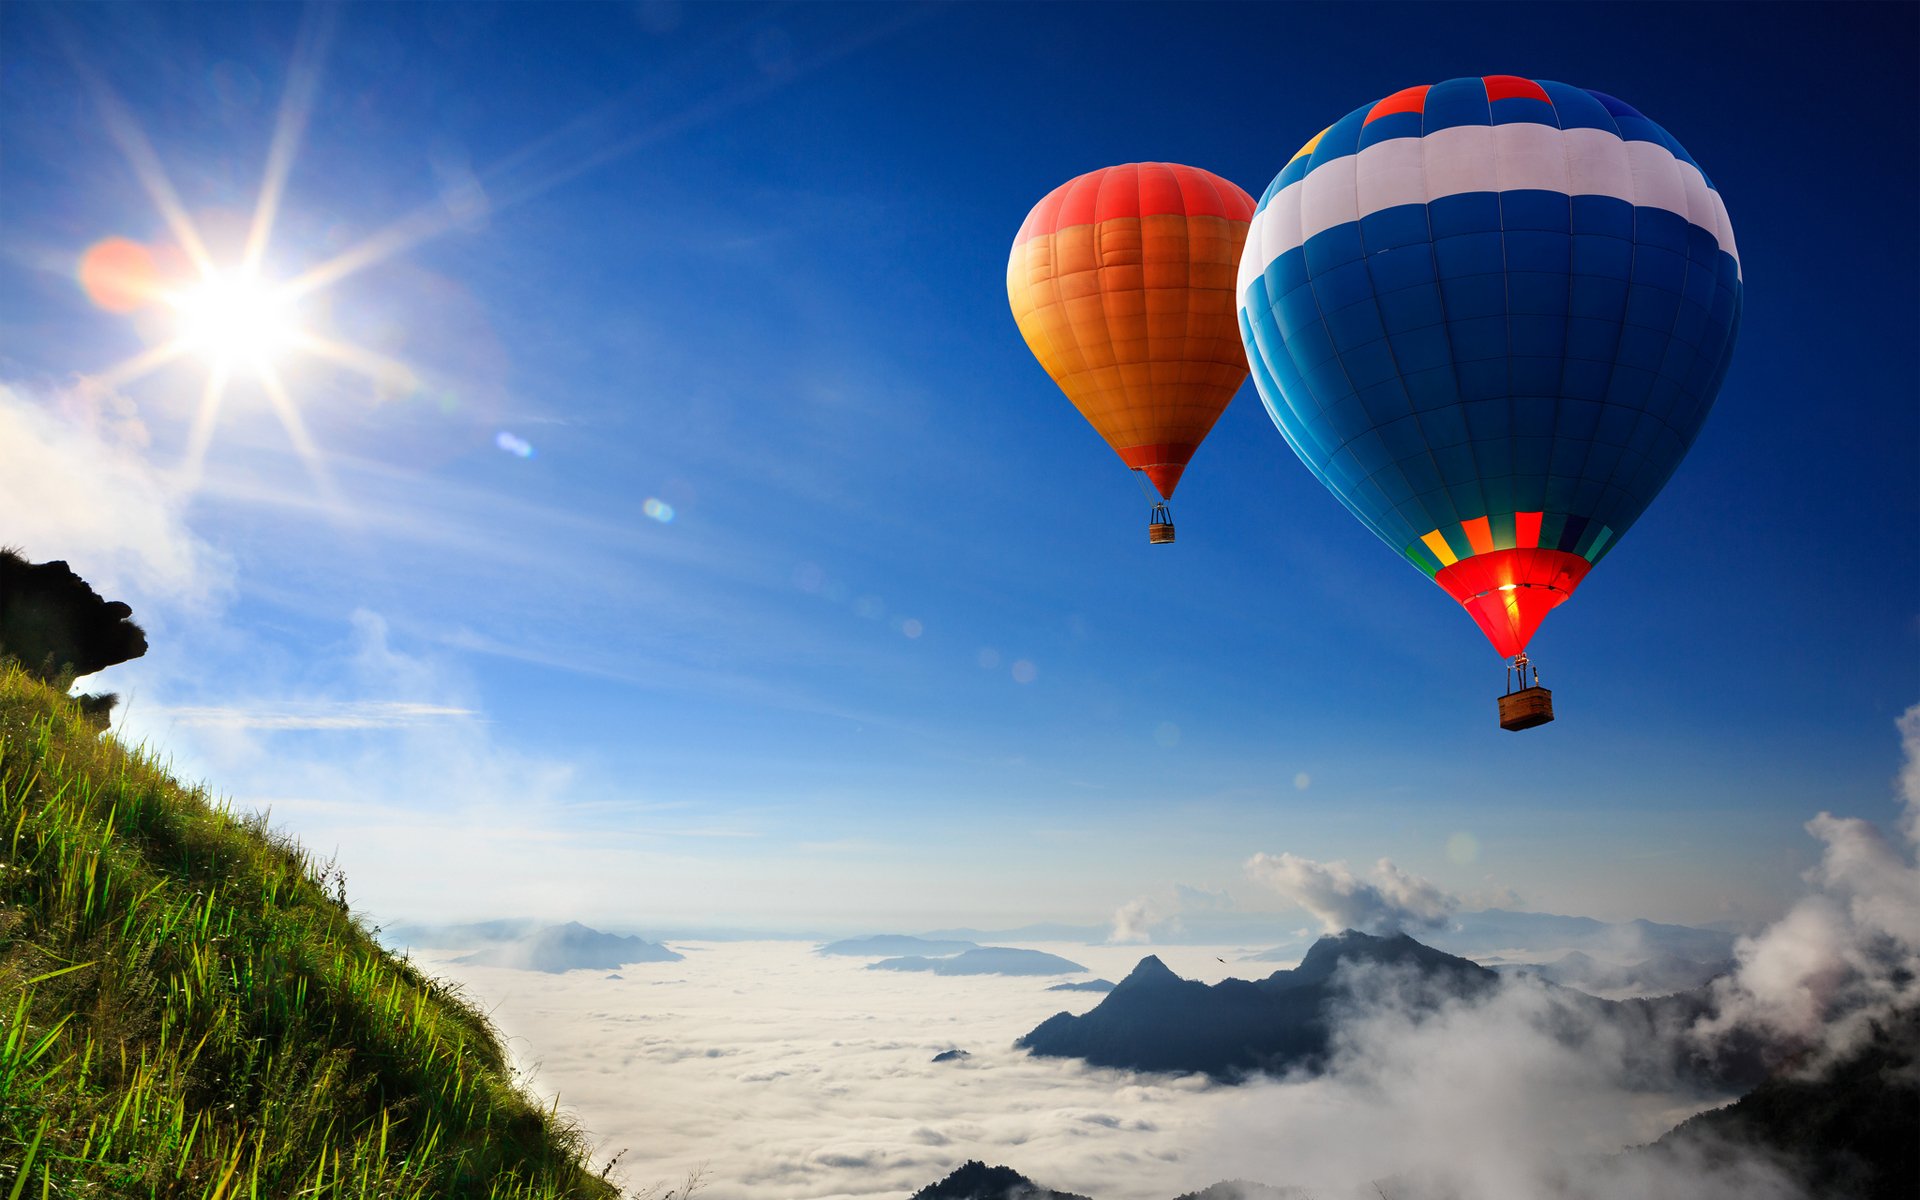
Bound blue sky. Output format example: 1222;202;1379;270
1;1;1913;932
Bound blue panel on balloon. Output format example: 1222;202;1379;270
1389;324;1452;373
1507;271;1568;316
1503;230;1568;274
1500;191;1571;233
1360;205;1431;251
1570;195;1634;239
1311;259;1375;312
1325;300;1386;353
1428;193;1501;238
1422;77;1493;130
1367;248;1437;294
1343;342;1401;392
1439;276;1507;322
1305;223;1366;274
1377;285;1446;335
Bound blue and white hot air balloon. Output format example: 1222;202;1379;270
1237;76;1741;723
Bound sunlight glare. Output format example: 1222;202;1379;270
170;271;300;368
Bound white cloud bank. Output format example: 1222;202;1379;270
421;938;1787;1200
1696;702;1920;1067
1244;853;1456;934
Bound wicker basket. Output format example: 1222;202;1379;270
1148;522;1176;544
1498;686;1554;731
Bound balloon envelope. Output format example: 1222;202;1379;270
1237;77;1741;657
1009;163;1256;499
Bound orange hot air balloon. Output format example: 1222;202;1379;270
1007;163;1256;543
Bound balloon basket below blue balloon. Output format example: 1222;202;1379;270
1499;686;1555;731
1500;654;1554;730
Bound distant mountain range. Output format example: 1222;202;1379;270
452;922;682;973
1498;949;1733;997
871;947;1086;977
817;934;979;957
1020;932;1493;1079
1245;909;1737;967
1047;979;1115;993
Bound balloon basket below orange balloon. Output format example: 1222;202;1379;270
1148;503;1175;545
1499;686;1555;731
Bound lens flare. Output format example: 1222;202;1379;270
78;237;163;313
642;498;675;523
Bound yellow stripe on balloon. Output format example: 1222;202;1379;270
1288;126;1332;166
1420;529;1459;567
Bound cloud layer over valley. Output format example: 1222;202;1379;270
423;939;1790;1200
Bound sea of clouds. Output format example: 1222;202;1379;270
418;705;1920;1200
422;939;1767;1200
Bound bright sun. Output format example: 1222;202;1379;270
168;270;301;368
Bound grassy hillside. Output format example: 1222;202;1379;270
0;663;621;1198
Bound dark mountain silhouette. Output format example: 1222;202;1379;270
1019;931;1495;1079
871;947;1086;976
1047;979;1115;993
909;1160;1090;1200
454;922;682;973
930;1049;971;1063
817;934;978;957
1649;1005;1920;1200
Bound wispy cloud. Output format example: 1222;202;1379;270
0;380;230;608
151;700;476;730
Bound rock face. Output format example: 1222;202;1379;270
0;550;147;724
869;947;1087;977
909;1160;1091;1200
1017;932;1495;1079
454;922;682;973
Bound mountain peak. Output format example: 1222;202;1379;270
1114;954;1182;991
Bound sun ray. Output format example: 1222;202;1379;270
88;338;193;393
258;363;343;512
59;45;214;277
282;202;456;302
178;361;233;490
243;5;336;276
289;331;418;392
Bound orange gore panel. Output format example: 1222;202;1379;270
1007;163;1254;499
1433;548;1592;658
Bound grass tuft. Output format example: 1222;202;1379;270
0;663;623;1198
